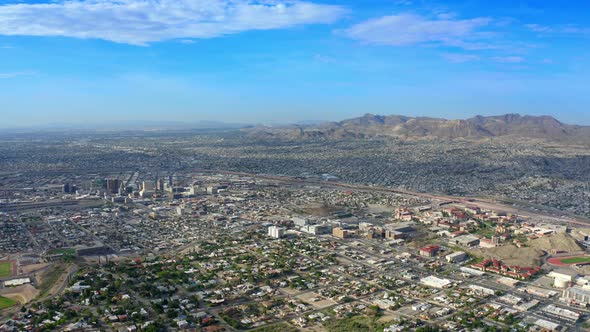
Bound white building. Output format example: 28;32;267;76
4;278;31;287
563;286;590;306
542;304;580;322
534;319;560;331
292;217;309;227
549;269;578;288
460;267;485;276
301;224;333;235
446;251;467;263
468;285;495;296
420;276;453;289
176;206;188;216
268;226;286;239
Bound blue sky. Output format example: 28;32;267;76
1;0;589;127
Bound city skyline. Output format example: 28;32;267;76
1;0;589;127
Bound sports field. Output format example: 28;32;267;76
47;248;76;256
0;296;16;309
560;256;590;264
548;255;590;266
0;262;13;278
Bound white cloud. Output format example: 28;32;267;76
526;23;590;35
313;54;335;63
341;13;491;49
442;53;479;63
561;26;590;35
0;0;346;45
491;56;524;63
0;71;36;78
525;24;553;33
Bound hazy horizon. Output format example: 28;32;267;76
1;111;589;131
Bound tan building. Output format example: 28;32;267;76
333;227;351;239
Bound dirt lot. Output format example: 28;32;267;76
20;263;50;275
301;204;344;217
476;233;582;267
530;233;582;253
295;292;337;309
0;284;39;304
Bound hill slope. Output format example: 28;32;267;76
248;113;590;142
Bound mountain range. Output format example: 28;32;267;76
247;113;590;142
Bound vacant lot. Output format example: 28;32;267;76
0;284;39;304
0;296;16;309
296;292;337;309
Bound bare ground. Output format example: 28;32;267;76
0;284;39;304
476;233;581;267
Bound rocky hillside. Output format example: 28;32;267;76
248;113;590;142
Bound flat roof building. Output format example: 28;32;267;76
421;276;452;289
563;286;590;306
268;226;286;239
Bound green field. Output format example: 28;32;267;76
47;248;76;256
0;296;17;309
0;262;13;278
560;257;590;264
251;323;299;332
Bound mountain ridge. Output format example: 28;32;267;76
247;113;590;142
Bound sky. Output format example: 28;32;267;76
0;0;589;127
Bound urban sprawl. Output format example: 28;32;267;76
2;167;590;332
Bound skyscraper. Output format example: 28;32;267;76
106;179;120;194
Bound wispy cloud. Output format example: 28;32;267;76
313;54;335;63
525;24;553;33
0;71;36;78
340;13;492;50
561;26;590;35
526;23;590;35
0;0;346;46
491;56;525;63
442;53;480;63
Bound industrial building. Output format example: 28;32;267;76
420;276;453;289
563;286;590;306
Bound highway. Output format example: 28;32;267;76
192;168;590;227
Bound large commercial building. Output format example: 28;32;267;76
292;217;309;227
563;286;590;306
449;234;480;247
446;251;467;263
419;245;440;257
106;178;121;194
4;278;31;287
420;276;452;289
268;226;285;239
333;227;351;239
549;269;578;288
302;224;333;235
